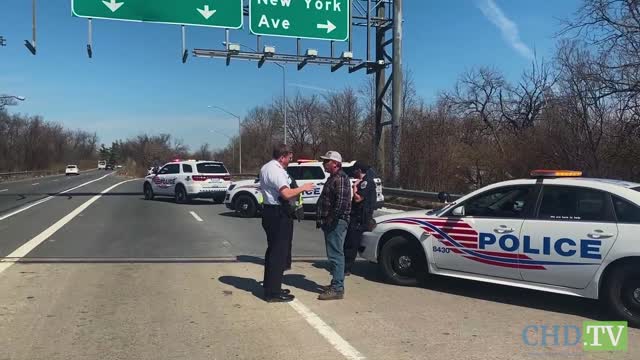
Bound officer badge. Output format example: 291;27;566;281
360;181;368;189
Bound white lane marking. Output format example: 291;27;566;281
0;189;7;193
189;211;203;222
52;179;59;182
0;173;114;221
0;179;135;275
31;183;40;186
288;299;366;360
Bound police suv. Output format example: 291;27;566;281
360;170;640;326
224;160;384;218
143;160;231;204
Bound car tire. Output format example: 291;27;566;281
379;235;427;286
175;185;189;204
603;262;640;328
234;194;257;218
143;183;154;200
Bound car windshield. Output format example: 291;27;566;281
633;186;640;192
196;163;227;174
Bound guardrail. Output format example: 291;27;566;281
227;174;462;204
0;168;99;182
382;187;463;203
0;169;63;181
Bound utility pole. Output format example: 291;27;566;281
371;0;403;186
373;1;386;175
391;0;403;186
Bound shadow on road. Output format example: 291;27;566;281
218;275;264;300
283;274;324;294
330;260;608;322
217;273;325;299
218;211;243;218
143;197;222;206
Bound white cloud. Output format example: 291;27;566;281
477;0;534;60
288;83;332;93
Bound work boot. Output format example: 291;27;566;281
318;288;344;301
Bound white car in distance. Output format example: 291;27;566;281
65;165;79;176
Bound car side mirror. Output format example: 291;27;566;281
452;206;465;217
153;169;159;175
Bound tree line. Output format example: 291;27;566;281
0;111;98;172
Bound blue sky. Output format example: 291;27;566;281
0;0;580;149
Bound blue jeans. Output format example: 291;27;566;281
322;219;348;292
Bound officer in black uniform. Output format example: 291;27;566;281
344;161;378;275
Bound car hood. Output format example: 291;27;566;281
373;209;433;223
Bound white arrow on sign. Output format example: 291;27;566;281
317;20;337;34
197;5;217;20
102;0;124;12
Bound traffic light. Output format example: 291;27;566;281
0;36;6;47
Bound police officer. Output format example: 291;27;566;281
259;144;314;302
344;161;378;275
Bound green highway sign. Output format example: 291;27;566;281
71;0;243;29
249;0;350;41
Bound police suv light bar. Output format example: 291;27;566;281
530;170;583;178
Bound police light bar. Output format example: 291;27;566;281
296;159;316;163
530;170;583;178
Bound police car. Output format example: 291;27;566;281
143;160;231;204
359;170;640;326
224;160;384;218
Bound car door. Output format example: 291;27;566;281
288;165;327;209
435;184;536;280
519;185;619;289
152;164;180;195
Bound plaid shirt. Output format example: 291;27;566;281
316;170;352;225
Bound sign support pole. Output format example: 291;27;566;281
181;25;188;63
87;18;93;58
25;0;36;55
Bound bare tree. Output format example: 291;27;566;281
445;67;509;159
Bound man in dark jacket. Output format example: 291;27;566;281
344;161;377;275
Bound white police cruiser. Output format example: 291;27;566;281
143;160;231;204
360;170;640;326
224;159;384;217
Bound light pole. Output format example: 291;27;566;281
222;41;287;144
208;105;242;174
210;130;235;172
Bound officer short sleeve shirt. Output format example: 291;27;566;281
259;160;290;205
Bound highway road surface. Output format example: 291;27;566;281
0;172;638;359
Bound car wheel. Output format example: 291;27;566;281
143;183;154;200
235;194;257;218
175;186;189;204
604;262;640;328
379;235;427;286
